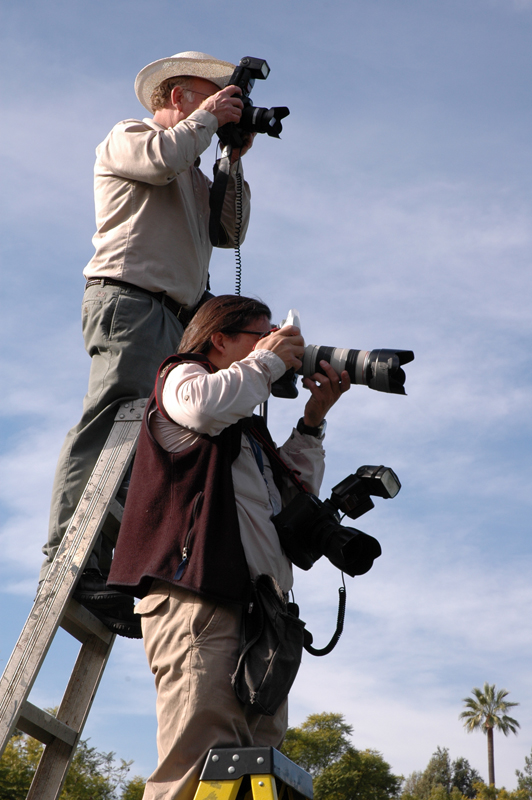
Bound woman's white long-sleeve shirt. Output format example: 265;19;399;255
150;349;326;592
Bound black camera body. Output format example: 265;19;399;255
273;493;381;577
273;466;400;577
217;56;289;149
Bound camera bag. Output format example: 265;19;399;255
231;574;306;716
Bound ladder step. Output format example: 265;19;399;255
17;701;77;747
200;748;313;800
61;598;114;644
108;496;124;523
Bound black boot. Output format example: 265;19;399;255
73;568;131;608
89;603;142;639
74;569;142;638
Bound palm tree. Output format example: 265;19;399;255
459;682;520;787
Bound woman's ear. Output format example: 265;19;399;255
209;331;226;355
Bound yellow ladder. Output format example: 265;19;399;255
0;398;146;800
195;746;313;800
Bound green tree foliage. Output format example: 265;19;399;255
401;747;482;800
60;739;132;800
281;712;402;800
516;748;532;800
453;757;484;799
471;781;528;800
418;747;453;796
459;683;520;787
402;773;423;798
0;729;145;800
120;776;146;800
282;712;353;777
314;747;403;800
0;732;41;800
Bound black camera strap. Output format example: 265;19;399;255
209;145;233;247
210;145;245;295
249;421;347;657
247;423;309;494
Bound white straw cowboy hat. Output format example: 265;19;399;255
135;51;236;111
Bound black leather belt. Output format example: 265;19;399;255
84;277;194;325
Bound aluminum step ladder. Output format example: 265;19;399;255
195;746;313;800
0;398;147;800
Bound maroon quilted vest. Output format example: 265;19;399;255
107;354;251;603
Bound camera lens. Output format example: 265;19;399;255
319;523;382;577
299;345;414;395
240;104;289;137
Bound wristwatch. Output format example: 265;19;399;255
296;417;327;439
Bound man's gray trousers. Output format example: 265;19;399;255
40;282;184;581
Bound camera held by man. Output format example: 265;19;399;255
217;56;290;148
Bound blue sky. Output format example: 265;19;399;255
1;0;532;790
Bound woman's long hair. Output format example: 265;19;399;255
178;295;271;355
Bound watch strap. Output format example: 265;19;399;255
296;417;326;438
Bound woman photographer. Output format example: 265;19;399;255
108;294;350;800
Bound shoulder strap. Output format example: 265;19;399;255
247;415;309;495
155;353;217;423
209;149;232;246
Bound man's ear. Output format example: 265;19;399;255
170;85;184;110
210;331;226;355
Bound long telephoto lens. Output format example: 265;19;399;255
299;346;414;395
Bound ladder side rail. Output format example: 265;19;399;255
194;777;244;800
26;630;115;800
0;399;146;755
251;774;279;800
15;600;114;748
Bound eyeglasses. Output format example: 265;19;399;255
186;88;215;99
225;329;272;338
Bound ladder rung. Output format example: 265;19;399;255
108;497;124;523
61;598;114;644
17;701;77;747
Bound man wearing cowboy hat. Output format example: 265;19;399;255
40;52;252;633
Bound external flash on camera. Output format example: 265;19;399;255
330;466;401;521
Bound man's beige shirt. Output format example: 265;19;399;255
83;109;250;308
